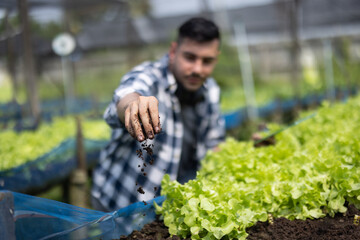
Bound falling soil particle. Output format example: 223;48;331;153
134;139;159;202
142;143;154;156
136;149;144;160
137;187;145;194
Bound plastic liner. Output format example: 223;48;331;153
0;190;165;240
0;138;108;193
0;98;108;124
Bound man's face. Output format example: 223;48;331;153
169;38;220;92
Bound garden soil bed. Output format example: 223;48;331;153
119;204;360;240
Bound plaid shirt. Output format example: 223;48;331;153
92;54;225;211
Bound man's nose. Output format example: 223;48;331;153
192;59;203;74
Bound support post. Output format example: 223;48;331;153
234;22;258;123
323;39;335;103
69;116;88;209
0;191;16;240
18;0;41;122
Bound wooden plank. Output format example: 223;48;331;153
0;191;16;240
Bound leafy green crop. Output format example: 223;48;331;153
157;95;360;239
0;117;110;171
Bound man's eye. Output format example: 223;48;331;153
203;58;214;65
184;54;196;61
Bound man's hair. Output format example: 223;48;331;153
177;17;220;44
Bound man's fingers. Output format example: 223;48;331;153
129;102;145;142
148;98;161;134
139;97;154;139
124;108;136;139
124;96;160;142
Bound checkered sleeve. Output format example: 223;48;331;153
93;56;181;211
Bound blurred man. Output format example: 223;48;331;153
91;17;225;211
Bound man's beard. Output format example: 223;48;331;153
175;78;205;106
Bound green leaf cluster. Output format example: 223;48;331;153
157;95;360;239
0;117;110;171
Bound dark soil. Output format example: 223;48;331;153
246;204;360;240
119;204;360;240
119;219;187;240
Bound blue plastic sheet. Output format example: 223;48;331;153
0;190;165;240
0;98;108;124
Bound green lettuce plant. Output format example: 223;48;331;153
157;95;360;239
0;117;110;171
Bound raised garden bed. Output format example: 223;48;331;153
119;95;360;240
120;203;360;239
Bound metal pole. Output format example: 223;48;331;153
323;39;335;103
213;0;231;32
61;56;75;113
234;22;258;122
18;0;41;121
0;192;16;240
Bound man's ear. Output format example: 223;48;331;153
169;41;178;61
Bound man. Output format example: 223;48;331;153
91;17;225;211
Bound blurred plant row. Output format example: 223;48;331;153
0;116;110;171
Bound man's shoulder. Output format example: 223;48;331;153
129;54;168;74
120;55;168;84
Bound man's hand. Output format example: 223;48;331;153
252;132;276;148
117;93;161;142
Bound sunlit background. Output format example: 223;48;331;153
0;0;360;202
